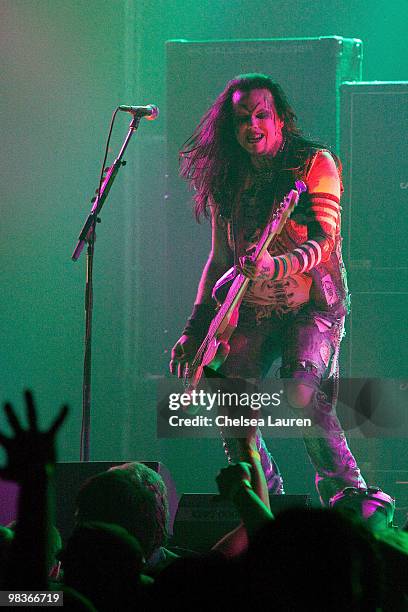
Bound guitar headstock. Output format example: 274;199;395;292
269;180;307;235
295;180;307;195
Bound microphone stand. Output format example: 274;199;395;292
72;113;141;462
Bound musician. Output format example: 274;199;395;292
170;74;366;506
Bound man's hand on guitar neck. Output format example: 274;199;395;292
170;334;201;378
238;250;276;281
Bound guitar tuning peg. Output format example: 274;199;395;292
295;180;307;194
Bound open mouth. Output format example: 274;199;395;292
247;134;264;144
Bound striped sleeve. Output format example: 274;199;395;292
267;151;342;281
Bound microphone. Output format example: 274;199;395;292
118;104;159;120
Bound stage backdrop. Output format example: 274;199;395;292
1;0;407;504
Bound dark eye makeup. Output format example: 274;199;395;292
234;109;271;123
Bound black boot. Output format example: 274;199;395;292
256;431;285;495
303;391;366;506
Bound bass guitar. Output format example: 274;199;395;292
184;180;307;395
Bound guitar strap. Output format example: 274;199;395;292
211;265;236;304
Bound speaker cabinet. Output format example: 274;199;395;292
172;493;310;552
340;82;408;377
0;480;19;527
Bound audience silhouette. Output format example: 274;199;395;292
0;390;406;610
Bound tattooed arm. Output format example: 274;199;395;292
240;151;341;281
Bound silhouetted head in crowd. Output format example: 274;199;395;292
153;551;245;609
75;462;169;560
329;486;396;532
61;521;147;612
245;507;383;610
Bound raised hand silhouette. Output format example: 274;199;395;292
0;390;68;482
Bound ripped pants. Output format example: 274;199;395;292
218;305;366;506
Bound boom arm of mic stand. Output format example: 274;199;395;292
71;163;120;260
71;114;140;261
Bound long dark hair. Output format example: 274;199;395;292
180;73;304;220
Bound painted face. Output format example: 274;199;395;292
232;88;284;158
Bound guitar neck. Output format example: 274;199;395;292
208;273;249;336
195;187;304;359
